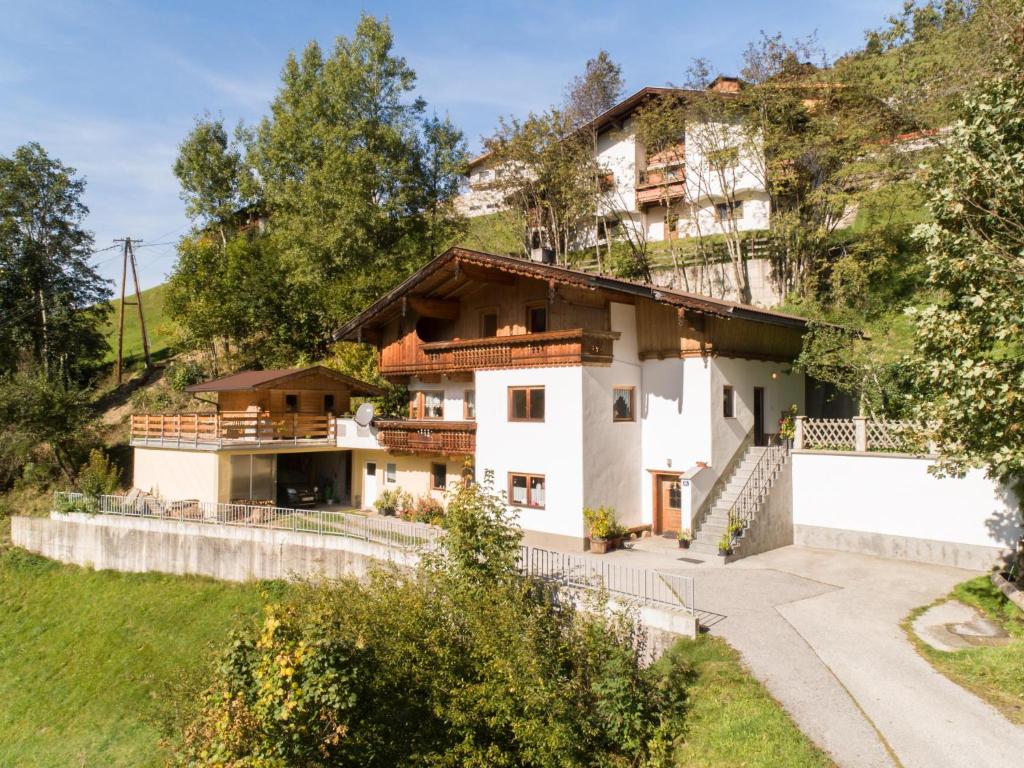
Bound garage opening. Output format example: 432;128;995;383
275;451;351;508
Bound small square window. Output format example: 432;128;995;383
723;385;735;418
481;311;498;337
464;390;476;420
431;463;447;490
385;463;397;484
509;386;544;421
509;473;545;508
613;386;635;421
323;394;335;414
284;394;298;412
526;304;547;333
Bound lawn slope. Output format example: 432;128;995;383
101;282;175;366
0;548;277;767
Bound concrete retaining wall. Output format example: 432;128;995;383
792;451;1021;570
730;460;794;560
12;513;417;582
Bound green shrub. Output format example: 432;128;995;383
165;361;206;392
406;493;444;525
584;505;622;539
373;487;412;517
54;494;98;515
77;449;121;498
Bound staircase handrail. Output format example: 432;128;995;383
726;441;790;531
692;427;755;533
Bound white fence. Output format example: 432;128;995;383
54;492;443;550
52;493;697;615
795;417;929;454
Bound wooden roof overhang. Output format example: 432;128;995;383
185;365;385;396
334;247;811;346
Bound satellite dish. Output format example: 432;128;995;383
354;402;375;427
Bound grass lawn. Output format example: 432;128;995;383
906;576;1024;724
670;635;834;767
0;546;281;767
0;541;830;767
101;282;175;366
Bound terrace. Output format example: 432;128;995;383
129;410;336;449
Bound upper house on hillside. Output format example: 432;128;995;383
333;246;811;549
457;77;766;251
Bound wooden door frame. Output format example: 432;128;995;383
649;470;683;534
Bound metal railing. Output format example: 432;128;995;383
52;493;695;616
54;492;443;550
519;546;695;615
726;441;790;532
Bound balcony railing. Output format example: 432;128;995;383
374;419;476;456
636;168;686;206
380;328;619;377
130;410;336;448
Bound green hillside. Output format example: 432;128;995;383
101;283;175;365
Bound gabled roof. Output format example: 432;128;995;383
334;247;810;341
185;365;385;396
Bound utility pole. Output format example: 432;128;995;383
114;237;151;384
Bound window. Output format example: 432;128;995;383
723;385;735;418
715;201;743;222
526;304;548;333
612;386;635;421
509;473;545;508
509;386;545;421
668;479;682;509
323;394;335;414
464;389;476;420
480;310;498;337
431;463;447;490
284;394;298;412
385;463;397;483
411;390;445;419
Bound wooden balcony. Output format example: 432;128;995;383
374;419;476;456
130;410;336;449
636;169;686;206
379;328;619;377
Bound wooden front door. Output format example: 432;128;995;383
655;474;682;534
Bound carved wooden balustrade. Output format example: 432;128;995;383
373;419;476;456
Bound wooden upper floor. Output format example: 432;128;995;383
335;248;809;381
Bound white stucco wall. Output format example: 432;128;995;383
709;358;804;471
792;452;1022;554
475;366;585;539
133;447;221;502
350;449;462;511
581;303;643;526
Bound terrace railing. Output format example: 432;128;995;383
794;417;930;454
726;441;790;532
130;410;336;448
374;419;476;455
54;492;442;550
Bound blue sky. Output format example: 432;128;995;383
0;0;903;289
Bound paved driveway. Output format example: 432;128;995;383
605;543;1024;768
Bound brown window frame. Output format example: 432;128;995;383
284;393;299;413
463;389;476;420
612;386;635;422
430;462;447;491
525;302;548;334
723;385;735;418
508;386;545;422
410;390;445;420
508;472;546;509
479;308;499;337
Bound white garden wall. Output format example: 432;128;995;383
792;451;1021;570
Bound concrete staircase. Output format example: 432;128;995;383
688;445;770;557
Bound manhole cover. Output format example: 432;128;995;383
679;557;705;564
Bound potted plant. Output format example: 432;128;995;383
677;529;692;549
718;532;732;557
374;488;398;516
584;506;618;554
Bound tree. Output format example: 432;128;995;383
910;63;1024;484
247;15;467;357
172;115;249;246
0;143;110;382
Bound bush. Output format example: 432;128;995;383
77;449;121;498
584;505;623;539
177;474;686;767
406;493;445;525
165;361;206;392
